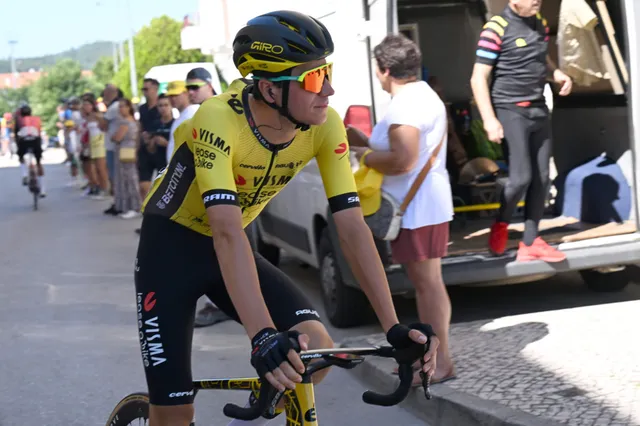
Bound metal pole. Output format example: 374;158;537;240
112;41;119;72
126;0;138;99
8;40;18;89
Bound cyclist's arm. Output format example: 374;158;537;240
315;108;399;332
190;105;275;338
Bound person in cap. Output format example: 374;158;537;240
186;67;217;105
134;11;439;425
164;80;199;164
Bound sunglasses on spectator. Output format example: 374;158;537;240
186;82;208;91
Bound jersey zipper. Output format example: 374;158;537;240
248;150;278;207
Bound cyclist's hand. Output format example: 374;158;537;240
386;323;438;377
250;328;308;392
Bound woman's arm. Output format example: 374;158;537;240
363;124;420;175
112;123;128;143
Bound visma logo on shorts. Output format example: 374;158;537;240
296;309;320;318
169;389;194;398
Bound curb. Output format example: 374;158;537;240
340;339;563;426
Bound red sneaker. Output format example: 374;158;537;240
516;237;567;263
488;221;509;255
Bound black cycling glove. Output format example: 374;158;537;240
250;327;301;378
386;323;436;364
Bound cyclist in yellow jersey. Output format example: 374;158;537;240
135;10;439;426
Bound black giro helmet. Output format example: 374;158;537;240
233;10;334;77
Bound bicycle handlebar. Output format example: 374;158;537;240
223;338;431;421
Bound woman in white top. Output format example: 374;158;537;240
349;34;455;385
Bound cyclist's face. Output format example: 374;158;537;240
287;59;334;126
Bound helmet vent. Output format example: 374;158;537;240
251;53;287;63
286;41;309;54
305;35;319;48
278;19;300;32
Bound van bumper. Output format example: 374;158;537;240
348;234;640;294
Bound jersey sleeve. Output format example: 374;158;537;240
476;15;508;66
314;107;361;213
189;99;239;208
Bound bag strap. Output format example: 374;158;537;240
398;131;446;215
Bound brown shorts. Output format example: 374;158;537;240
390;222;450;264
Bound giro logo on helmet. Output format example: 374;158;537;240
251;41;284;55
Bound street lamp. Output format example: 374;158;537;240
8;40;18;89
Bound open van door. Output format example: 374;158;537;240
366;0;395;123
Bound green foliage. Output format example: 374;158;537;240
28;59;102;136
0;41;114;73
93;56;116;86
113;15;212;98
0;87;30;115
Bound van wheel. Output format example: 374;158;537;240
580;268;630;292
318;228;372;328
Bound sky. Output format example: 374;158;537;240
0;0;199;59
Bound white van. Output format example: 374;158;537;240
251;0;640;327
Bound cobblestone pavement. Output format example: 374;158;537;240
355;300;640;426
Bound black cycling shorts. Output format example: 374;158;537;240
134;215;322;406
17;138;42;164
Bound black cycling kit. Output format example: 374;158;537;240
135;215;322;405
476;5;553;244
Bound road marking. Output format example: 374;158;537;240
61;272;132;278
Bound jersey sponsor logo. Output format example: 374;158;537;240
156;162;188;209
195;128;231;155
275;160;304;169
240;163;265;170
334;142;349;160
348;195;360;204
143;292;156;312
250;41;284;55
253;174;292;187
235;175;246;186
195;146;216;169
238;189;278;206
227;94;244;115
202;189;239;207
328;192;361;213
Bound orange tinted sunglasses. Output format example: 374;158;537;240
266;62;333;94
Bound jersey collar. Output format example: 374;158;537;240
242;85;294;152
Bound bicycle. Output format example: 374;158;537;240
24;147;40;211
106;342;432;426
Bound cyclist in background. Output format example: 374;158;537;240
15;104;46;197
135;10;438;426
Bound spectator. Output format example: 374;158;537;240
112;98;142;219
100;84;123;215
81;93;109;199
349;34;456;385
136;79;161;236
186;67;216;105
165;80;199;164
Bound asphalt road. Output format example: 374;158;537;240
0;154;424;426
2;151;638;426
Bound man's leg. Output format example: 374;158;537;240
488;109;533;255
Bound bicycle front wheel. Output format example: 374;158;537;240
106;392;149;426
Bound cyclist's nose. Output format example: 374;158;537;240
320;79;334;97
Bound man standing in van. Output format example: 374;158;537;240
470;0;573;262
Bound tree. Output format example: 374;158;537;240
93;56;116;86
0;87;30;115
29;59;102;136
113;15;213;98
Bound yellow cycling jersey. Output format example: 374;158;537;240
141;79;360;236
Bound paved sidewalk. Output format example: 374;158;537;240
342;299;640;426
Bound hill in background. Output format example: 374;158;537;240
0;41;113;73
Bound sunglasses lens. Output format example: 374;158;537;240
301;64;332;94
